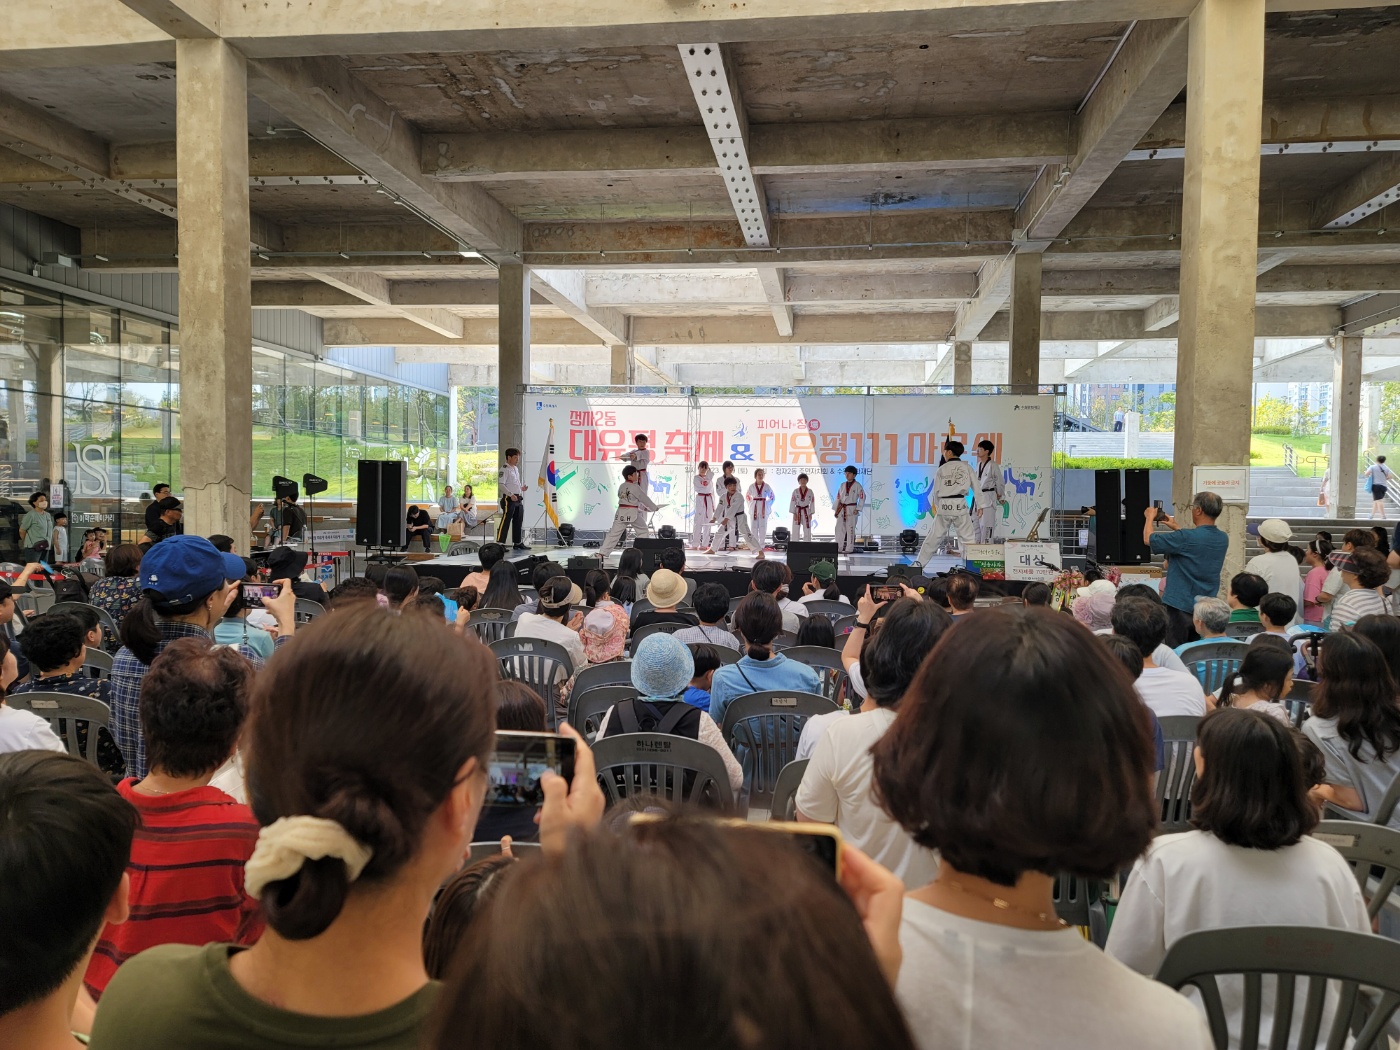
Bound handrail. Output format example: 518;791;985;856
1302;454;1325;479
1282;442;1296;474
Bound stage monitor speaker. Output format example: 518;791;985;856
1121;469;1153;565
568;555;601;571
514;555;554;585
787;541;840;581
1093;469;1124;565
633;536;684;573
355;460;407;548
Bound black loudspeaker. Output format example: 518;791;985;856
787;541;840;580
514;555;552;584
356;460;408;548
1093;469;1124;565
568;555;601;571
1122;469;1153;565
633;536;684;573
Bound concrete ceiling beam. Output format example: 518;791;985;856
530;269;627;345
1312;155;1400;230
1017;19;1189;244
1142;296;1180;332
952;253;1017;341
112;0;220;38
326;317;599;350
1341;294;1400;337
110;138;358;181
755;266;794;337
0;2;174;69
245;56;522;254
309;270;464;339
1134;95;1400;160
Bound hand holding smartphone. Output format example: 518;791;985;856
489;731;577;808
871;584;902;602
240;583;283;608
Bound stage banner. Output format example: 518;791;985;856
694;397;868;535
525;394;694;532
868;394;1055;540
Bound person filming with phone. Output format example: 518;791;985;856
1143;490;1229;648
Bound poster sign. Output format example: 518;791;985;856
1003;541;1062;582
963;543;1006;580
1192;465;1250;505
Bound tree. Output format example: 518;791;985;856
1252;395;1295;430
1143;391;1176;432
1378;382;1400;443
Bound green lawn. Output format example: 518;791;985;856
1249;432;1329;473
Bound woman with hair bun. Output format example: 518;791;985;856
90;604;604;1050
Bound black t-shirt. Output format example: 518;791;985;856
144;500;163;533
631;609;699;631
274;578;327;605
406;508;432;531
274;501;307;539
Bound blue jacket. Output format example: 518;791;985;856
708;653;821;726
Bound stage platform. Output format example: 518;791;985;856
399;544;972;599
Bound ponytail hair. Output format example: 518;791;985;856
583;569;611;607
733;592;782;660
824;580;841;601
246;605;497;940
120;591;215;666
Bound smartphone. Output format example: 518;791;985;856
733;819;843;878
871;584;902;602
488;731;576;808
240;583;282;608
1153;499;1168;523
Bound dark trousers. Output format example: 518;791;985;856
1163;603;1198;649
497;498;524;545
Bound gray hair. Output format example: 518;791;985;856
1192;596;1231;633
1192;491;1223;519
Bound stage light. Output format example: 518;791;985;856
558;522;576;546
772;526;790;551
899;529;920;554
658;525;676;540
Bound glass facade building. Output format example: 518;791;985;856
0;277;449;554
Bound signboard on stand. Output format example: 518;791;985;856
963;543;1006;580
1003;541;1062;582
1192;465;1250;505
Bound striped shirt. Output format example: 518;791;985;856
85;780;262;1000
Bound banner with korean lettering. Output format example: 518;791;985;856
526;395;697;532
867;394;1055;541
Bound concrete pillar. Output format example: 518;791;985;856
953;341;973;393
447;384;459;489
1008;253;1042;388
609;344;631;386
1169;0;1265;589
176;38;252;549
497;261;531;463
34;345;62;485
6;387;26;465
1329;335;1362;518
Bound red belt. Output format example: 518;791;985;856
620;504;639;509
795;507;811;524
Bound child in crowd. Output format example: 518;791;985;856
682;643;722;711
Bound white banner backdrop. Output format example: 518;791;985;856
525;392;1054;538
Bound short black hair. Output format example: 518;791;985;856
659;546;686;573
0;751;136;1015
797;473;809;481
1111;596;1168;658
1191;708;1316;849
692;583;729;624
751;559;786;596
156;495;182;513
944;440;964;457
504;447;520;459
1229;572;1269;609
418;575;446;596
139;638;252;778
209;534;235;553
478;542;507;571
873;608;1155;885
723;476;738;488
946;572;979;611
687;643;722;679
1258;592;1297;627
1021;582;1051;606
795;615;836;648
53;602;100;638
27;491;45;506
1116;583;1162;605
153;483;170;494
623;465;638;479
52;511;67;524
1099;634;1144;680
844;465;857;475
18;611;85;672
531;561;563;591
327;576;380;611
861;599;952;707
635;434;648;443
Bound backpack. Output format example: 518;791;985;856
604;698;702;740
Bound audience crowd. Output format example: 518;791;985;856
2;490;1400;1050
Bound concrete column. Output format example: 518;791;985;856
609;344;631;386
1329;335;1362;518
497;261;531;462
447;384;459;489
6;387;26;465
953;341;973;392
34;345;62;485
176;38;252;549
1008;253;1042;388
1169;0;1265;589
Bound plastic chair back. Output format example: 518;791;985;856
1315;820;1400;922
294;598;325;623
720;690;839;811
571;660;633;698
567;684;639;738
771;631;798;651
82;646;114;681
7;691;114;767
780;646;850;705
1051;876;1109;947
801;599;854;624
503;619;519;638
1184;641;1249;693
488;637;575;730
591;732;740;815
1154;925;1400;1050
631;621;691;646
833;613;859;637
630;598;656;621
1223;620;1259;640
467;608;513;643
447;541;478;556
769;758;808;822
711;645;742;665
1155;715;1200;835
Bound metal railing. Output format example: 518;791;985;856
1282;443;1326;478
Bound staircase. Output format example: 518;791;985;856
1247;466;1399;521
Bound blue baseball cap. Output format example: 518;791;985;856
140;535;247;605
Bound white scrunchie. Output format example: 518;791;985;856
244;816;374;900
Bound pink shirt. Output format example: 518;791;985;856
1303;564;1330;625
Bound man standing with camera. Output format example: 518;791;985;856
1143;491;1229;647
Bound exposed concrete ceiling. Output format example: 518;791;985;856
1;1;1399;388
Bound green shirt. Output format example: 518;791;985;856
19;507;52;546
1227;608;1261;624
89;943;440;1050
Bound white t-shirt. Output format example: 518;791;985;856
1135;666;1207;718
0;703;65;754
898;898;1212;1050
1243;549;1303;625
1107;831;1370;1047
1095;630;1189;675
513;613;588;680
794;707;939;884
798;591;850;606
796;709;847;760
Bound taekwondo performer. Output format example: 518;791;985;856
619;434;652;527
789;473;815;542
747;468;775;549
834;465;865;555
708;475;756;553
597;465;661;558
917;439;976;563
691;460;715;549
972;439;1008;543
